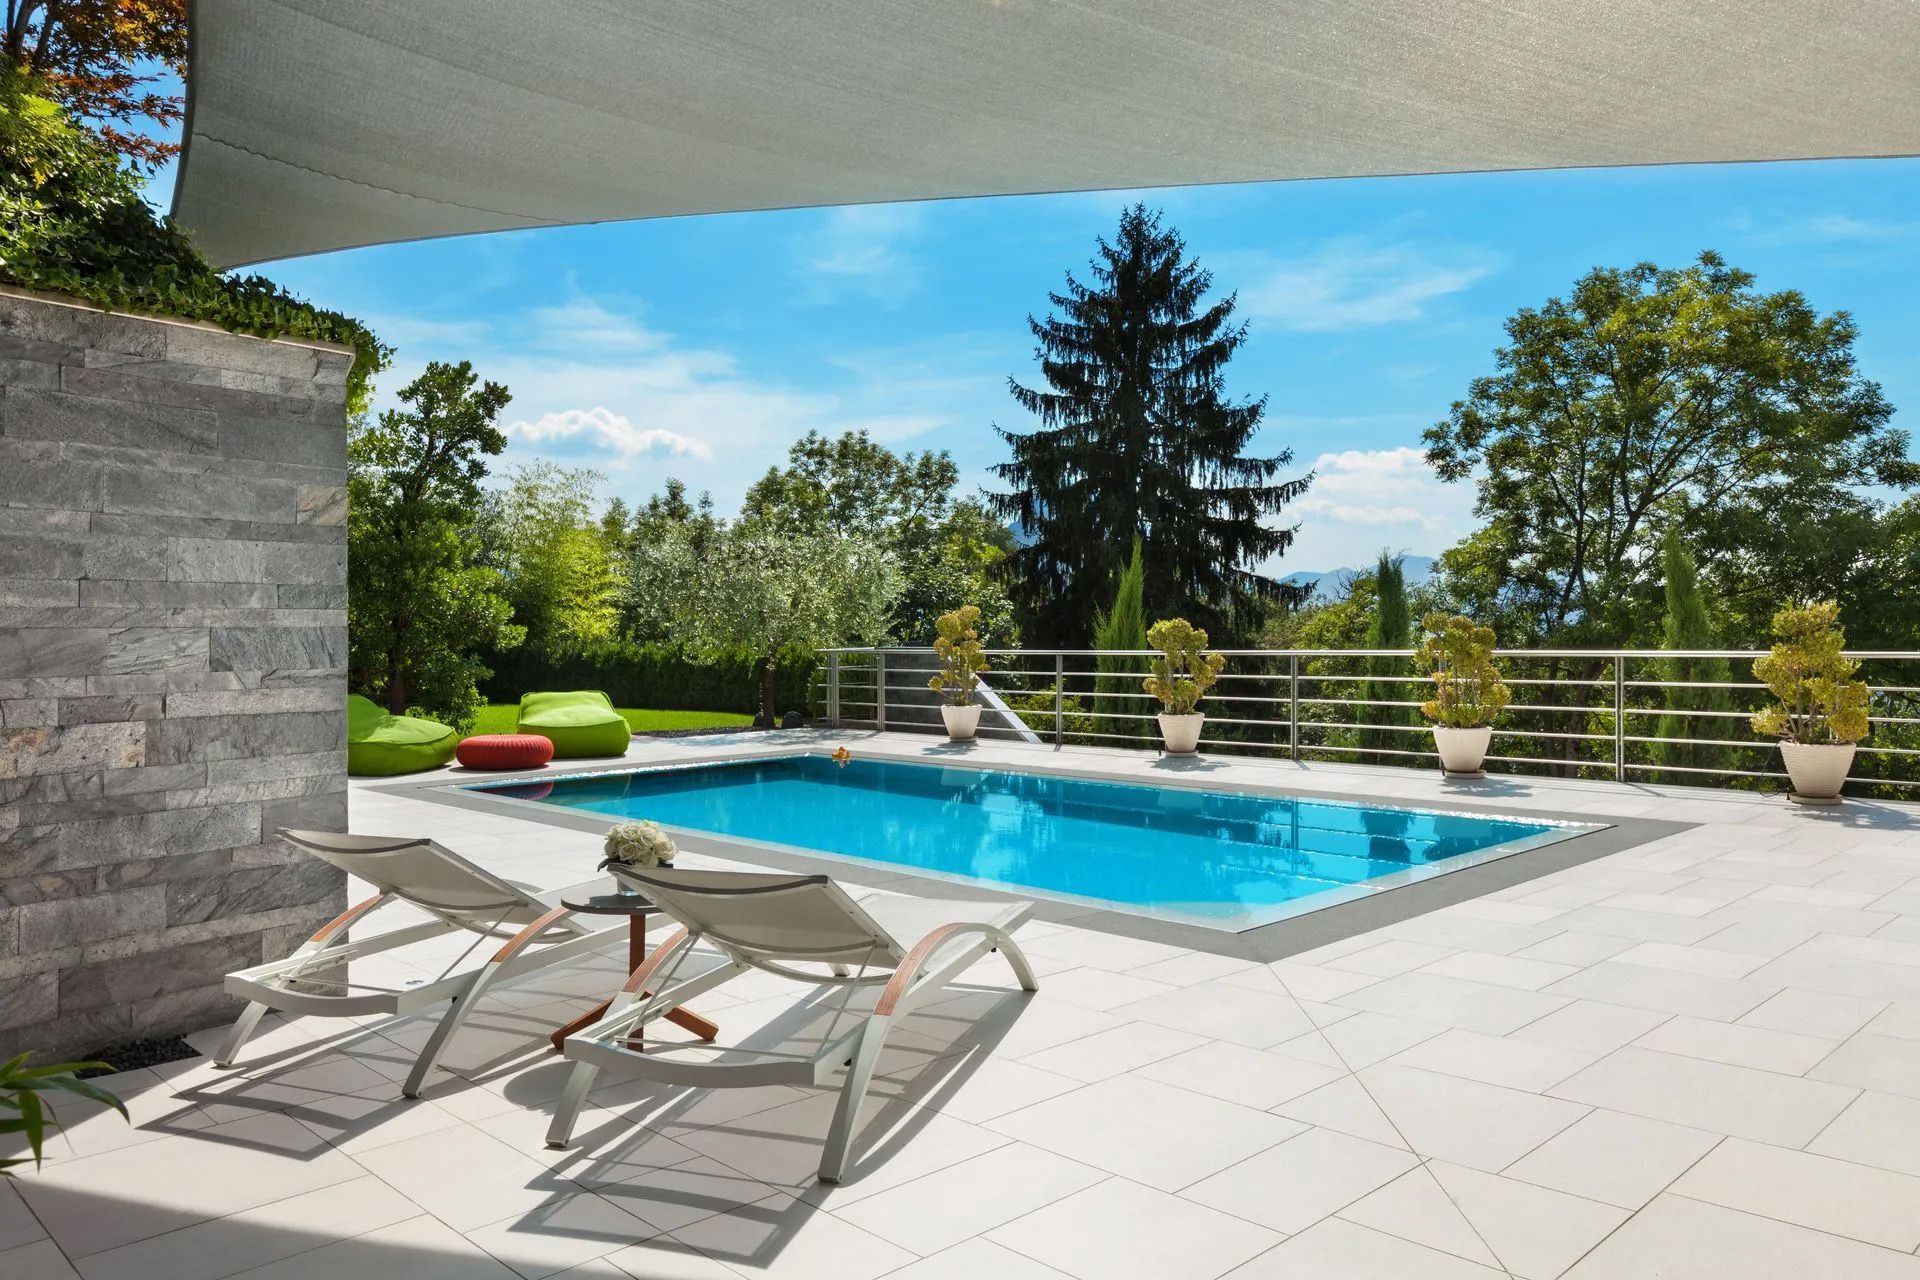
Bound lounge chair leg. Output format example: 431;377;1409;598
996;934;1039;993
546;1060;601;1148
214;1000;271;1067
819;1015;892;1183
402;966;496;1098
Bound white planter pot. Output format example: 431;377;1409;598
1158;712;1205;755
1432;725;1492;776
1779;740;1855;805
940;703;981;742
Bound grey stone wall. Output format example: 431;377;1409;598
0;287;352;1059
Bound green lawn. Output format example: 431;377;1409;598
468;705;754;736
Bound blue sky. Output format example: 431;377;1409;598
151;155;1920;573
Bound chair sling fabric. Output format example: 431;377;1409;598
547;864;1036;1182
219;829;615;1097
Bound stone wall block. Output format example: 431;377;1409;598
0;721;144;779
208;625;347;673
0;385;219;455
0;293;346;1059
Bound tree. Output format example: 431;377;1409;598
633;520;900;724
989;204;1311;645
479;463;620;662
347;361;522;724
5;0;187;166
1357;552;1414;759
1654;530;1732;776
1426;252;1913;649
1092;538;1148;742
743;429;1018;646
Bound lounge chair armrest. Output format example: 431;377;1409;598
875;922;1003;1017
491;905;577;963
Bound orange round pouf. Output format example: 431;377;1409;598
456;734;555;770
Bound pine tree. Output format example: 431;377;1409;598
1092;539;1148;744
1358;552;1413;760
989;204;1311;645
1656;530;1731;774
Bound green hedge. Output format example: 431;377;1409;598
480;643;818;716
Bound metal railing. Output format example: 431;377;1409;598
815;646;1920;796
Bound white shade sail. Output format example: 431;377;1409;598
174;0;1920;269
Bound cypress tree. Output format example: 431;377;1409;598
1656;530;1731;774
1092;539;1148;744
1358;551;1412;759
989;204;1311;645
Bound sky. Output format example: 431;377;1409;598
146;154;1920;575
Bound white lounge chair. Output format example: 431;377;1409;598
218;829;617;1097
545;866;1037;1182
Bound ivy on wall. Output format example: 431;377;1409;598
0;68;388;412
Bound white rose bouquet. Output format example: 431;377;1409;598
602;819;676;870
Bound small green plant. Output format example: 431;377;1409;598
1416;613;1511;729
1751;602;1870;745
1;1053;127;1176
1143;618;1224;715
928;605;988;707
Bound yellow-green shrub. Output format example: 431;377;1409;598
1416;613;1511;729
1752;602;1871;744
1143;618;1224;716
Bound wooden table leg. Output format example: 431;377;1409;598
549;915;719;1052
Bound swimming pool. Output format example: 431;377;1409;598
464;754;1596;932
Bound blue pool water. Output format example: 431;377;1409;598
467;755;1583;931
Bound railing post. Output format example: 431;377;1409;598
827;652;840;726
1289;653;1301;763
1053;653;1065;750
1614;654;1626;782
875;650;887;733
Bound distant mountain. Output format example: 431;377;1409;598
1280;555;1436;601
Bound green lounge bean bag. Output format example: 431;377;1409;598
515;690;632;758
346;693;459;777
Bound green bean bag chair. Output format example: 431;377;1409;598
515;690;631;758
346;694;459;777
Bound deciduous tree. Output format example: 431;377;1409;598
347;361;521;724
5;0;187;166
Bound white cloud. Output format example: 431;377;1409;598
1275;446;1478;571
797;204;926;303
1733;212;1920;248
504;407;711;465
1227;238;1501;332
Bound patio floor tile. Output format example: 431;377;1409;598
69;1176;418;1280
1632;1014;1837;1075
225;1216;519;1279
1336;1165;1499;1268
1355;1063;1588;1172
16;1111;363;1258
876;1238;1074;1279
1500;1108;1721;1209
1548;1046;1856;1146
829;1142;1105;1255
1807;1090;1920;1177
1561;1194;1920;1279
1221;1217;1506;1279
1111;980;1316;1048
1670;1137;1920;1252
1427;1161;1628;1279
987;1177;1283;1280
1806;1032;1920;1097
662;1193;916;1279
1388;1027;1602;1092
986;1074;1305;1191
1135;1040;1346;1109
1179;1126;1418;1234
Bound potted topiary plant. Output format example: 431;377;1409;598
1751;601;1871;805
928;605;988;742
1144;618;1225;755
1416;612;1511;776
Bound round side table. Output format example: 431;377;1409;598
548;891;720;1051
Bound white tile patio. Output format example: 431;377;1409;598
15;728;1920;1277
